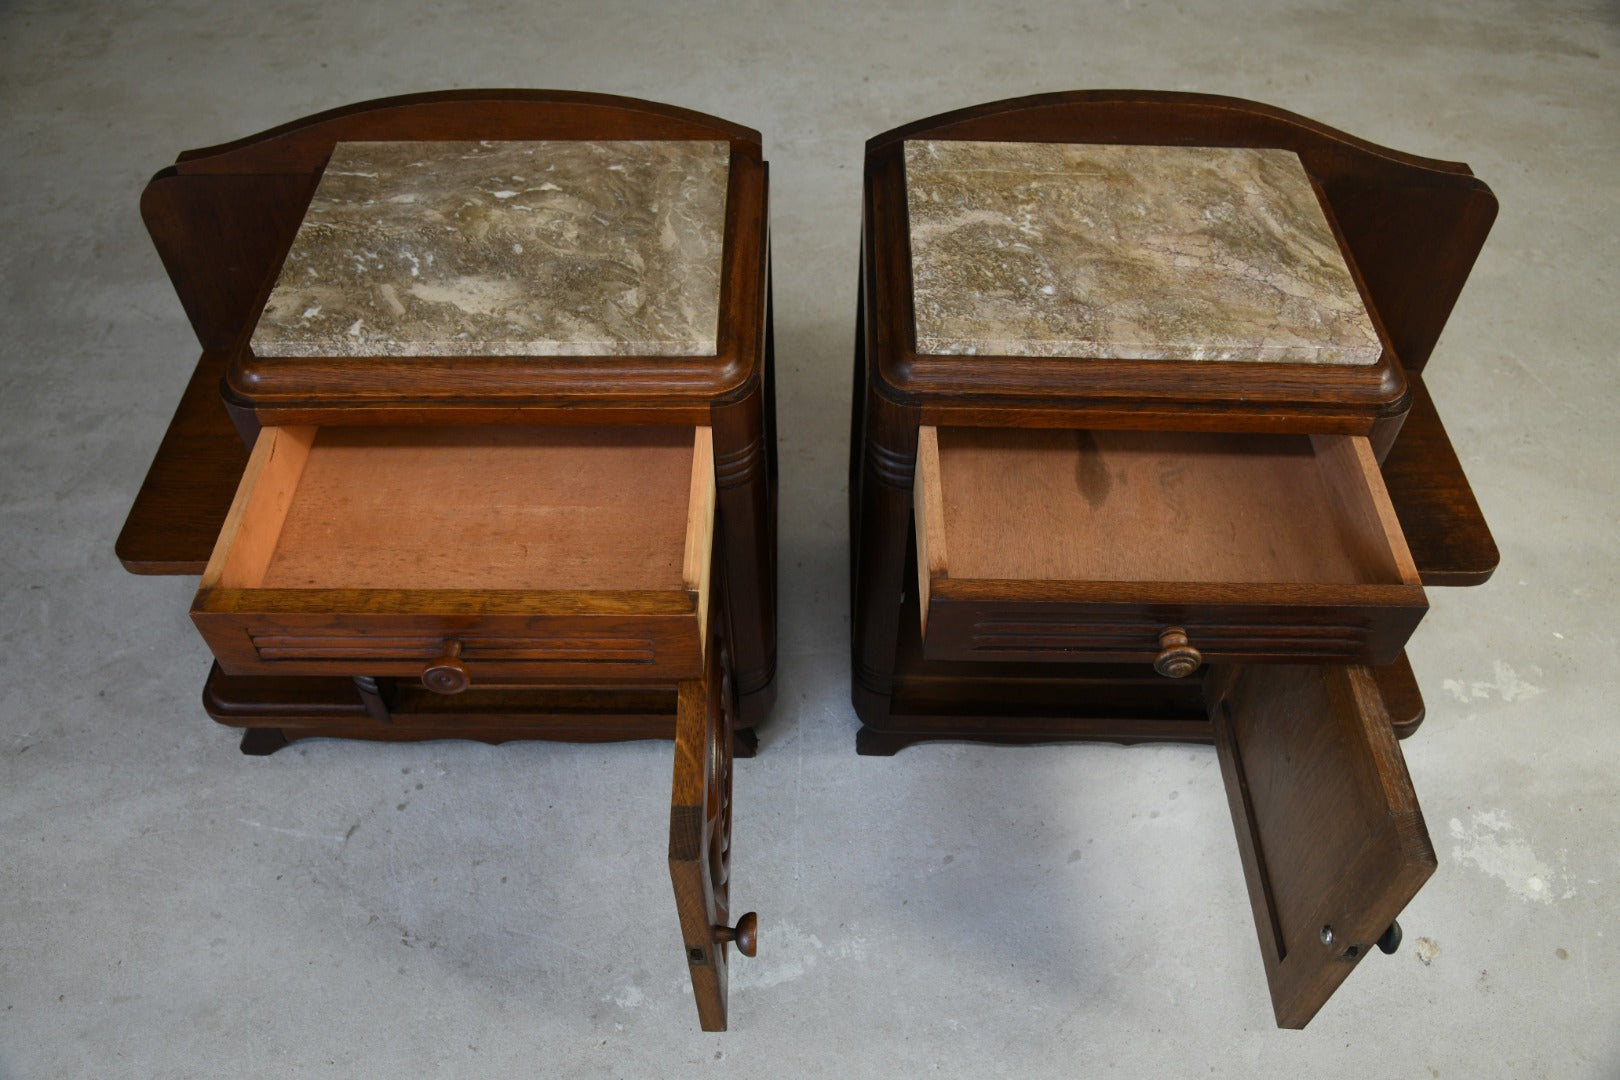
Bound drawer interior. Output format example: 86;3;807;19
208;424;712;594
917;427;1419;589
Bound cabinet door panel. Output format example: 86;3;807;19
1209;663;1434;1028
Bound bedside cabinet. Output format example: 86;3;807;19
117;91;774;1030
849;91;1497;1027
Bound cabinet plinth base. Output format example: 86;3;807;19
202;664;760;758
852;653;1424;756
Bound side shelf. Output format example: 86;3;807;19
115;349;247;575
1381;375;1498;586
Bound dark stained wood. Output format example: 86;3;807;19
853;91;1494;748
854;574;1427;754
201;665;761;757
669;580;751;1030
194;590;705;684
175;90;759;174
1381;375;1499;585
922;580;1427;668
125;92;773;1033
115;348;250;574
1208;663;1435;1028
206;663;673;740
711;196;778;723
849;94;1488;1028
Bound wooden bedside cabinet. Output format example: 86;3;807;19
116;92;774;1030
849;92;1497;1027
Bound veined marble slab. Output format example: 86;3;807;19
250;140;730;358
903;141;1381;364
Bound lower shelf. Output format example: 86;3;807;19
201;663;760;757
853;585;1424;756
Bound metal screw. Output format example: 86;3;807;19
1320;925;1335;946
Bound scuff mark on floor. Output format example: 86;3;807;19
1448;810;1569;903
235;818;347;843
1441;660;1544;704
1414;937;1440;966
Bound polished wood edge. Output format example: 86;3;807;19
865;91;1475;177
1380;375;1498;586
928;578;1428;607
116;349;249;575
669;582;737;1031
1208;662;1435;1028
1307;172;1405;389
171;90;761;171
910;401;1398;435
238;401;717;428
192;588;700;616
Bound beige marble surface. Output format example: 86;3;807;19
904;141;1381;364
250;140;730;358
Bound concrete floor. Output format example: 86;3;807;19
2;1;1616;1076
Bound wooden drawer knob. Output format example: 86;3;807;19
714;912;758;958
422;640;469;695
1153;627;1202;679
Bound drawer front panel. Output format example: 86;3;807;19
247;632;659;665
194;603;703;684
922;593;1426;668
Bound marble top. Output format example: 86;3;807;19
250;140;730;358
903;141;1381;364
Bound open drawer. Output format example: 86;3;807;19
192;424;715;691
914;426;1427;676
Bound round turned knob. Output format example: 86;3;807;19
1153;627;1202;679
422;640;469;695
714;912;758;958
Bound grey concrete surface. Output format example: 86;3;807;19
2;1;1616;1076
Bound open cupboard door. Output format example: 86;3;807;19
668;567;757;1031
1207;663;1436;1028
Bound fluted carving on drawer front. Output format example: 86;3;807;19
966;619;1371;656
248;630;658;664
